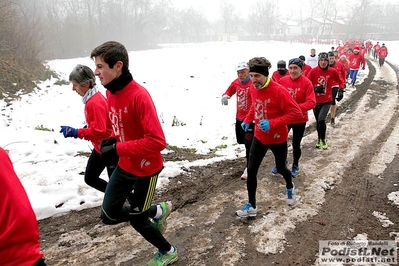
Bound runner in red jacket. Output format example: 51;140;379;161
378;43;388;67
91;41;177;266
373;42;381;60
299;55;312;76
60;64;114;193
0;147;46;266
277;58;316;177
235;57;303;219
347;46;366;87
328;52;346;125
222;61;254;180
339;54;350;81
306;52;341;149
271;60;289;82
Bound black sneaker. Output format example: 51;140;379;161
331;118;335;125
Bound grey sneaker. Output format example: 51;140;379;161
235;202;257;217
153;201;172;234
286;183;296;206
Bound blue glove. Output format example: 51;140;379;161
241;122;249;132
60;126;78;138
259;119;270;131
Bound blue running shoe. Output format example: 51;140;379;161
235;202;257;217
291;164;299;177
271;166;277;174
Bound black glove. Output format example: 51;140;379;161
100;137;119;165
314;85;325;94
336;89;344;102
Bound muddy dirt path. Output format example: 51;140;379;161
38;59;399;266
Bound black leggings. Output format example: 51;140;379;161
235;119;254;166
85;149;116;192
247;138;293;208
331;87;338;106
101;167;170;252
288;123;307;166
313;103;331;140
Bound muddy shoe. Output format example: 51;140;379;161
147;246;178;266
154;201;172;234
286;184;296;206
315;139;322;148
235;202;257;217
321;140;328;150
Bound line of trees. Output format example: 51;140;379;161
3;0;399;60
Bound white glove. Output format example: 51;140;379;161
221;95;230;105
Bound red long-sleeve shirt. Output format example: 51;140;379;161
0;148;44;266
378;47;388;59
244;79;303;145
271;70;289;83
329;61;347;88
106;80;166;177
279;75;316;124
348;53;366;70
222;78;253;121
302;64;312;77
78;92;113;153
306;67;340;104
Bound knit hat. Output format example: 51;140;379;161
277;60;286;69
318;52;329;61
236;61;249;71
299;55;306;61
288;58;303;69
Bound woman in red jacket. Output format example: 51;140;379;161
0;147;46;266
59;64;115;193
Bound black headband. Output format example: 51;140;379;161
249;65;269;77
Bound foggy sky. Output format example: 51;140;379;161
171;0;396;21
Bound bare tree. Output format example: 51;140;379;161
346;0;375;39
220;0;235;40
246;0;277;39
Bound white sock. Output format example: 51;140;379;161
154;205;163;219
169;246;175;253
